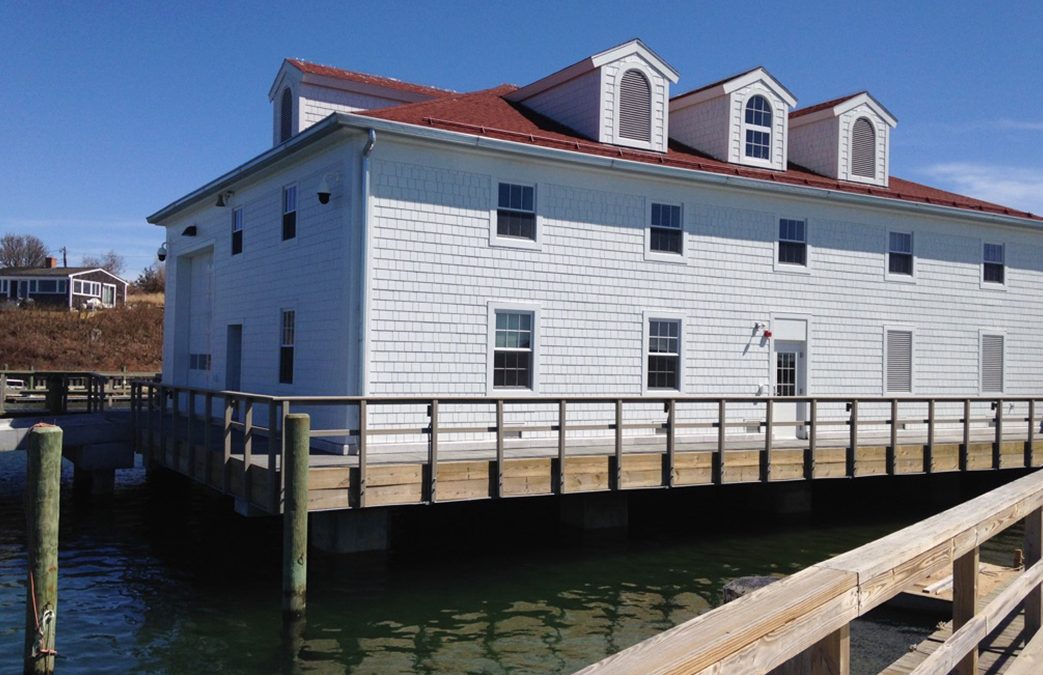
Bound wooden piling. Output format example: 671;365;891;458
24;424;62;675
282;413;309;620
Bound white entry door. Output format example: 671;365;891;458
774;339;807;438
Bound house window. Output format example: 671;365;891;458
885;329;913;393
981;334;1004;393
73;280;101;296
744;95;772;160
36;279;59;293
279;310;295;384
647;319;681;390
497;183;535;240
851;117;876;178
189;354;211;371
983;243;1004;284
650;202;682;254
282;185;297;241
279;88;293;143
231;207;243;255
888;232;913;276
618;69;652;143
493;310;533;389
0;280;6;294
102;285;116;306
778;219;807;266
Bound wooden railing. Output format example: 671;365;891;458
1;370;157;415
577;468;1043;674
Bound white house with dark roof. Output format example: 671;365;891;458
148;38;1042;450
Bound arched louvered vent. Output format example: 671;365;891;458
618;69;651;142
279;88;293;143
851;117;876;178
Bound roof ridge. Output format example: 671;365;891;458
286;58;456;96
790;91;867;118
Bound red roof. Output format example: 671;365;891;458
287;59;454;98
790;92;865;119
361;85;1039;222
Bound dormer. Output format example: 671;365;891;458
506;39;680;153
268;59;451;147
788;92;897;188
669;67;797;172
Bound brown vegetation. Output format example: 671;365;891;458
0;304;163;371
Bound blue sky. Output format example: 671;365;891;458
2;1;1041;277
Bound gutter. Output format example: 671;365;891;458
359;129;376;396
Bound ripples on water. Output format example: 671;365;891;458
0;452;1024;674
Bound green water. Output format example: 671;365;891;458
0;453;1024;673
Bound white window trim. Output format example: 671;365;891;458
882;324;916;395
282;183;298;243
739;92;776;169
643;199;687;264
101;283;117;307
885;230;917;283
843;114;884;186
610;62;657;151
489;180;542;251
978;329;1006;395
486;301;541;396
277;306;297;390
773;215;811;274
641;310;686;395
980;240;1007;291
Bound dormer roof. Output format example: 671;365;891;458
790;91;897;127
268;58;454;102
671;66;797;108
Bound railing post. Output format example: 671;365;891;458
358;400;367;508
716;399;725;484
888;398;898;475
188;390;199;479
0;372;6;416
171;388;180;468
961;398;971;472
204;393;213;487
495;400;504;498
953;545;979;675
244;400;254;503
994;400;1003;469
614;399;624;490
1026;507;1043;636
805;399;816;480
666;399;676;487
925;399;935;474
558;399;567;494
281;401;289;511
222;397;233;493
847;400;858;477
809;624;850;675
429;400;438;503
1029;399;1037;468
144;385;155;467
762;399;773;482
157;386;167;464
269;401;280;513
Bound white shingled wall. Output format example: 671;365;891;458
838;105;890;187
518;69;602;141
669;95;731;160
599;54;670;152
788;116;839;176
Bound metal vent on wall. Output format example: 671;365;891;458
618;69;652;142
886;330;912;393
982;334;1004;393
851;117;876;178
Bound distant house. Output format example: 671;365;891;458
0;257;129;308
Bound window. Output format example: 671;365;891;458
493;311;533;389
231;207;243;255
885;329;913;393
981;334;1004;393
778;219;807;266
851;117;876;178
649;202;682;255
189;354;211;371
983;243;1004;284
282;185;297;241
0;280;6;294
73;280;101;296
102;285;116;306
618;69;651;143
496;183;535;240
279;87;293;144
888;232;913;276
647;319;680;390
744;95;772;160
279;310;295;384
36;279;59;293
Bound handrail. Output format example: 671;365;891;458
577;469;1043;674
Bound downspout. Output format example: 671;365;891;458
359;129;376;396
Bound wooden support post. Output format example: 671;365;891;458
805;399;816;480
847;400;858;478
187;391;196;478
222;397;233;493
495;400;504;498
1030;399;1037;468
244;400;254;502
429;400;439;503
558;400;567;494
887;398;898;475
666;400;676;487
144;385;154;467
715;399;725;485
269;401;280;512
157;386;166;465
809;623;850;675
204;393;213;487
614;399;624;490
282;413;309;621
358;400;367;508
171;389;181;469
961;399;971;472
953;546;979;675
994;400;1003;469
926;399;935;474
0;372;6;416
1026;507;1042;636
24;424;62;675
281;401;289;510
762;399;773;482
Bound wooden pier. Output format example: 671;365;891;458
131;383;1043;516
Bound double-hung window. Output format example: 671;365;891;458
493;310;533;389
649;202;682;255
282;185;297;241
778;219;807;266
279;310;295;384
888;232;913;276
744;95;772;160
647;319;681;390
231;207;244;255
496;183;535;241
983;243;1004;284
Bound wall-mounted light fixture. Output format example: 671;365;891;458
181;225;197;237
215;190;235;207
157;242;168;262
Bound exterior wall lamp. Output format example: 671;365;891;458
157;241;168;262
215;190;234;207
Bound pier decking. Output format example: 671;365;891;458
132;383;1043;515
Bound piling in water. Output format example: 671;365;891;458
282;414;309;620
24;424;62;675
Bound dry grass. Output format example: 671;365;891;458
0;304;163;371
127;292;165;306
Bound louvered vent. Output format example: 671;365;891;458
886;330;912;393
618;69;651;142
982;334;1004;393
851;117;876;178
279;88;293;143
